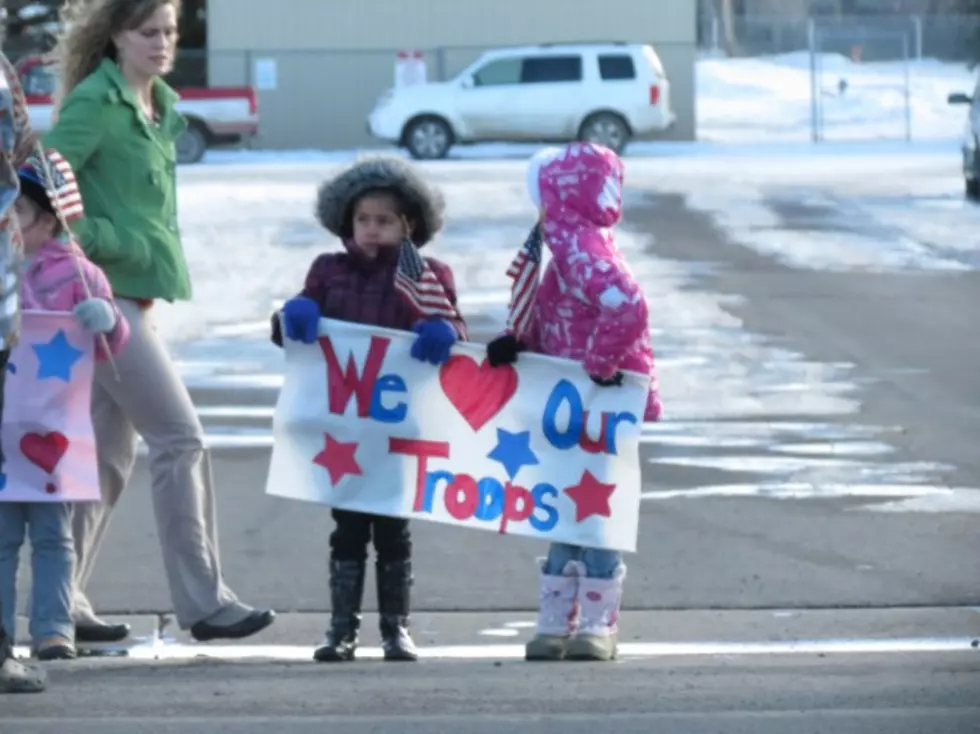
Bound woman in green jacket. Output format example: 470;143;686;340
45;0;274;644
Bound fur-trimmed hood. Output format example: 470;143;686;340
315;157;445;246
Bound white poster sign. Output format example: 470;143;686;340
265;319;648;552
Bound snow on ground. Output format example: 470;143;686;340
192;54;980;279
696;51;975;142
172;150;978;342
170;157;975;511
681;173;980;274
166;52;980;511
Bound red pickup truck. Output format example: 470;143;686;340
17;54;259;164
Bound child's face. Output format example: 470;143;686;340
14;197;56;252
352;193;409;257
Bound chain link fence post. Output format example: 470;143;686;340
808;17;820;143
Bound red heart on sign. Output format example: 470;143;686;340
438;355;519;432
20;432;70;474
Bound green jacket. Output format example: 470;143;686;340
43;59;191;301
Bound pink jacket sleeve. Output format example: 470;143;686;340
579;258;649;379
73;260;130;361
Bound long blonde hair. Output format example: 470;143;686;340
53;0;181;104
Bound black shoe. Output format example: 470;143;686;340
35;643;77;661
377;559;418;662
75;621;131;644
313;624;359;662
313;559;365;663
190;609;275;642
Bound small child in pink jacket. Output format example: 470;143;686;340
0;150;128;661
486;142;662;663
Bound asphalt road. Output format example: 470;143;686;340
50;172;980;616
4;652;979;734
8;153;980;731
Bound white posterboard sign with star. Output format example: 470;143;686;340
265;318;649;552
0;311;100;503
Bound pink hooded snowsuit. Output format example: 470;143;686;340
521;142;662;421
20;236;129;360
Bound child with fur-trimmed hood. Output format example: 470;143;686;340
270;157;466;663
486;142;663;663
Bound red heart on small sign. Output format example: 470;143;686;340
20;432;70;474
438;355;518;432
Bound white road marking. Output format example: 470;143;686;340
478;628;520;637
641;483;957;501
478;619;535;636
12;636;979;662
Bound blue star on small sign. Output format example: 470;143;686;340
32;330;84;382
487;428;540;481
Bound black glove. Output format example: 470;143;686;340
591;371;624;387
270;312;284;348
486;334;525;367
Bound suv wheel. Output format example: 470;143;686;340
579;113;631;153
176;122;208;164
404;117;452;160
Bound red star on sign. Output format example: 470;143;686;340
563;469;616;523
313;433;363;486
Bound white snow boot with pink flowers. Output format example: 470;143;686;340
524;559;584;661
566;564;626;662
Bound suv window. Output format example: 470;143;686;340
598;54;636;81
521;55;582;84
473;58;522;87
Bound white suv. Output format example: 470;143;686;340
367;42;675;160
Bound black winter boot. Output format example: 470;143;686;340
313;560;365;662
376;560;418;661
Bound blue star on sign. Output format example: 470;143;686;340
32;329;84;382
487;428;540;481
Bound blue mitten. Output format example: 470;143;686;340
73;298;117;334
411;318;457;365
281;297;320;344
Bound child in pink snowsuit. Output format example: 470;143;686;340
486;142;662;662
0;150;128;661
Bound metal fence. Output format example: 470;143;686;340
807;23;914;142
697;13;979;61
696;14;978;143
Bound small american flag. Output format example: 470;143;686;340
505;223;544;340
394;238;467;339
28;149;84;222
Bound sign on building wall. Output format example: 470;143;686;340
254;58;278;90
395;50;427;87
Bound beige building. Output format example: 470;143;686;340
206;0;696;150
